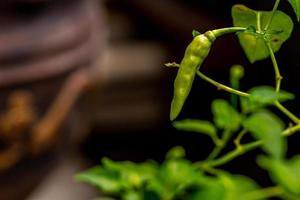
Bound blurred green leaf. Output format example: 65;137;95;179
212;99;241;131
249;86;294;105
243;111;286;159
188;173;262;200
173;119;217;137
288;0;300;22
75;167;122;194
258;155;300;197
155;159;204;199
232;4;293;63
123;191;142;200
188;180;225;200
241;86;294;113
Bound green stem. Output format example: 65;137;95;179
274;101;300;124
211;27;247;37
208;140;263;167
266;42;300;123
234;129;247;148
266;42;282;92
264;0;281;31
244;186;284;199
196;71;250;97
197;70;299;123
207;129;232;160
282;123;300;136
207;123;300;167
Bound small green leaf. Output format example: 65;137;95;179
258;156;300;196
288;0;300;22
249;86;294;105
232;4;293;63
212;99;241;131
192;30;201;37
173;119;217;137
241;86;294;113
166;146;186;160
243;111;286;159
75;167;122;194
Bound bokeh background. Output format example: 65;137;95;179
0;0;299;199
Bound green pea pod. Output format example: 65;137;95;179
170;31;216;121
170;27;246;121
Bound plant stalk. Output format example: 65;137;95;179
264;0;281;31
196;71;250;97
206;123;300;167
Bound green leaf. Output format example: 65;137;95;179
288;0;300;22
212;99;241;131
123;191;142;200
258;156;300;197
243;111;286;159
219;173;262;200
75;167;122;194
241;86;294;113
189;173;262;200
249;86;294;104
173;119;217;137
192;30;201;37
154;159;204;199
188;180;226;200
232;4;293;63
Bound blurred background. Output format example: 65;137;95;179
0;0;299;199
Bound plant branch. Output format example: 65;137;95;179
211;27;247;37
266;41;300;123
244;186;284;199
274;101;300;124
234;129;247;148
206;123;300;167
264;0;281;31
196;71;250;97
207;129;232;160
266;42;282;92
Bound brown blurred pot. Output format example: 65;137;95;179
0;0;106;199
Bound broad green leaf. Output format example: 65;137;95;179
219;173;263;200
188;181;226;200
232;4;293;63
212;99;241;131
249;86;294;104
166;146;186;160
155;159;204;199
288;0;300;22
188;173;262;200
243;111;286;159
173;119;217;137
258;156;300;196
